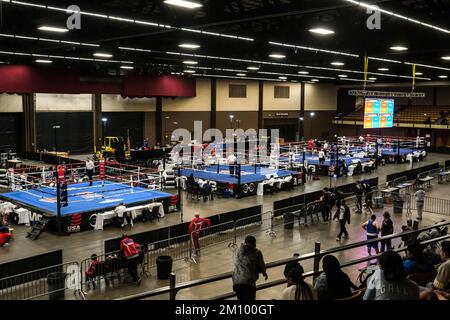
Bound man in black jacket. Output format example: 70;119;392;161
335;199;351;241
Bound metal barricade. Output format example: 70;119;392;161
147;234;193;267
0;262;80;300
408;194;450;216
79;249;148;293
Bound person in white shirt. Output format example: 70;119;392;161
86;157;95;186
227;153;237;176
318;150;326;165
115;203;132;229
359;136;365;143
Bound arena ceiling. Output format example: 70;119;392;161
1;0;450;84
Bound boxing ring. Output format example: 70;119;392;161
0;161;173;232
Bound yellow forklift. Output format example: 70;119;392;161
96;136;131;161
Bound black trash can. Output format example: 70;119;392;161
47;272;66;300
284;213;294;229
393;198;404;214
156;256;173;280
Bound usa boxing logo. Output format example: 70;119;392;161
67;213;82;233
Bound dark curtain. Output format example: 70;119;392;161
102;112;144;150
0;113;22;153
36;112;93;154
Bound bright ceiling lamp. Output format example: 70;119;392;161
37;26;69;33
247;66;259;70
378;67;389;71
331;62;344;66
338;74;348;78
183;60;198;65
164;0;202;9
178;43;200;49
278;76;287;80
184;69;196;73
298;71;309;74
311;79;319;82
390;46;408;51
368;77;377;80
269;54;286;59
236;73;247;77
441;56;450;61
309;28;335;35
35;59;53;63
439;75;448;79
415;72;423;76
120;65;134;69
94;52;113;58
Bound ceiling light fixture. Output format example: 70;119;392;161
178;43;200;49
343;0;450;34
94;52;113;58
378;68;389;71
441;56;450;61
415;72;423;76
278;76;287;80
120;65;134;69
338;74;348;78
37;26;69;33
439;75;448;79
247;66;260;70
184;69;196;73
182;60;198;64
35;59;52;63
269;41;358;58
269;54;286;59
298;71;309;74
331;62;345;66
236;73;247;77
163;0;203;9
311;79;319;82
390;46;408;51
309;28;335;35
368;77;377;80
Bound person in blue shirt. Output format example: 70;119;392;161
403;242;434;275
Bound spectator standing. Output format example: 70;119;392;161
415;188;426;220
355;182;364;213
119;234;142;285
281;268;317;300
335;199;351;241
188;213;211;255
314;255;357;300
362;215;381;256
364;251;420;300
85;254;100;282
232;235;268;301
320;188;332;222
380;211;394;252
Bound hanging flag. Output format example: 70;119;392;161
127;129;131;151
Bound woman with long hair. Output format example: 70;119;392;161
314;255;357;300
281;268;317;300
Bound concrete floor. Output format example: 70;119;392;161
1;152;449;300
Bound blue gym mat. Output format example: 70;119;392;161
0;180;172;215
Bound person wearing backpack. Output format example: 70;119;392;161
120;234;142;285
188;213;211;255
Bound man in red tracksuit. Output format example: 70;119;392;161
119;234;142;285
188;213;211;255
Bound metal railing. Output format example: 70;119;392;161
116;220;450;300
79;249;149;293
0;262;80;300
405;194;450;216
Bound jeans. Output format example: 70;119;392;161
87;169;93;185
337;220;348;238
126;257;140;282
356;196;362;212
417;201;424;219
233;284;256;301
380;238;392;252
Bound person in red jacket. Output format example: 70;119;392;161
119;234;142;285
188;213;211;255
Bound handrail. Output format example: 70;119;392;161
116;220;449;300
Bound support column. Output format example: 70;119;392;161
156;97;163;144
92;94;102;153
210;79;217;129
433;87;437;106
300;83;305;140
22;94;36;153
258;80;264;130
